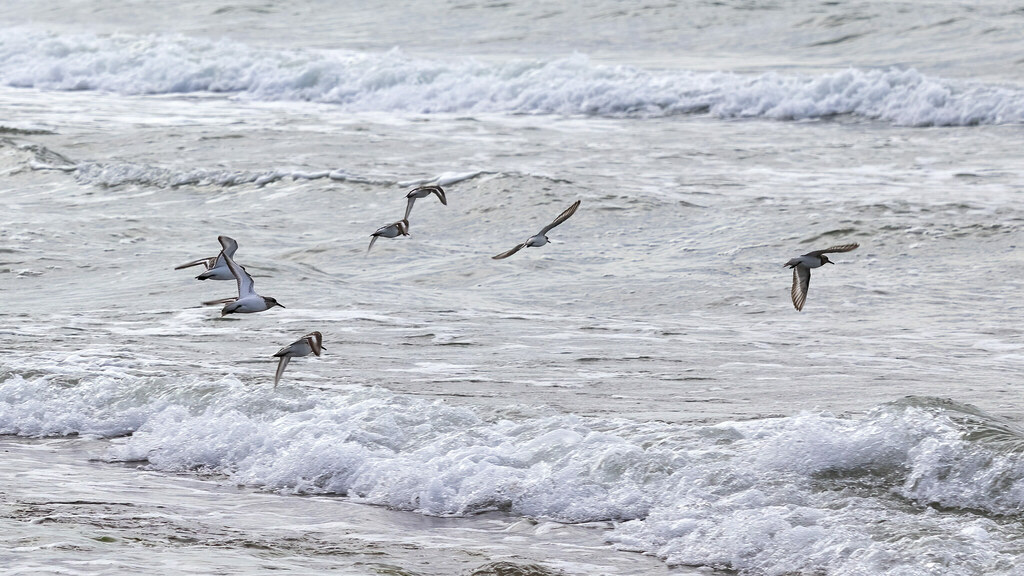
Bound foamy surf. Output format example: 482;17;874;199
1;28;1022;126
3;363;1024;574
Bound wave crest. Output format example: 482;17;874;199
1;29;1022;126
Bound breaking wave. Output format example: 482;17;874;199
1;28;1022;126
4;355;1024;575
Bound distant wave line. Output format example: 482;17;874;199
26;156;496;190
1;28;1023;126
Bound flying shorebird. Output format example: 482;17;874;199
403;185;447;221
174;237;241;281
273;331;325;388
784;243;859;311
367;219;410;254
491;199;581;260
203;235;285;315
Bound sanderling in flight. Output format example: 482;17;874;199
174;237;241;281
273;331;325;388
367;219;410;254
784;243;859;311
204;235;285;315
492;199;581;260
403;185;447;221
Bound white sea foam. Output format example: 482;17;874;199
67;161;328;189
32;159;490;189
1;28;1022;126
3;365;1024;574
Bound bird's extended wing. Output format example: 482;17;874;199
202;296;237;306
212;235;238;269
174;256;216;271
274;356;291;388
221;236;238;258
427;185;447;205
539;199;581;235
808;243;859;257
218;236;239;257
492;243;527;260
219;235;255;298
403;196;416;221
791;266;811;311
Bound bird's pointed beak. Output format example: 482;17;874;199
277;303;286;308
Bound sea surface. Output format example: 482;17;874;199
2;1;1024;575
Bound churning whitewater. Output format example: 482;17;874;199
4;369;1024;574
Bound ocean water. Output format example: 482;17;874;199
2;1;1024;574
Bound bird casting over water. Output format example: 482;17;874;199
492;199;581;259
784;243;859;311
273;331;325;388
203;235;285;315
